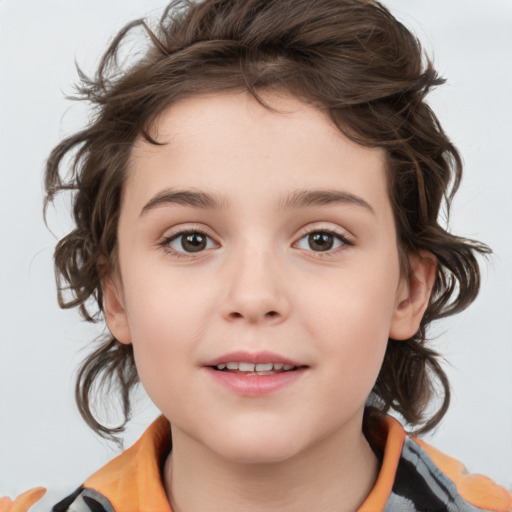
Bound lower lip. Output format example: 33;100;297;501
205;367;307;397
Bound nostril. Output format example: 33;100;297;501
227;310;280;320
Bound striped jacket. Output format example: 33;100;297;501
3;415;511;512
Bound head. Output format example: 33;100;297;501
45;0;489;443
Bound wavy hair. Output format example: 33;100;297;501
44;0;490;441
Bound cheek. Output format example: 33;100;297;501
122;274;212;389
303;257;400;383
306;261;399;337
124;265;213;340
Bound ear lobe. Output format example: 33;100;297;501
389;251;437;341
102;275;132;345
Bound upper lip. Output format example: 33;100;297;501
203;350;306;367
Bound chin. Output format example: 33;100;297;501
206;428;306;466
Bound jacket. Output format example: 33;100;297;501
3;415;511;512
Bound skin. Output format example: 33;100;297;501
103;91;435;512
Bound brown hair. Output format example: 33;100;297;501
44;0;490;441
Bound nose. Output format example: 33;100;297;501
219;243;290;325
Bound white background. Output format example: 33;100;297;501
1;0;511;508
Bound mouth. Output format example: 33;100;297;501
204;352;307;395
211;361;301;376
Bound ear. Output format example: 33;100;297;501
102;274;132;345
389;251;437;340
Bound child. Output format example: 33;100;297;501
2;0;511;511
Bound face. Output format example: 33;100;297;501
106;91;421;465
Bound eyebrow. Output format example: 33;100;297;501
140;187;375;216
279;188;375;215
140;189;226;216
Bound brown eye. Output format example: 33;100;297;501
296;230;349;252
181;233;206;252
308;232;334;251
167;231;215;253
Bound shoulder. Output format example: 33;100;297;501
1;417;170;512
51;416;172;512
362;415;511;512
390;431;512;512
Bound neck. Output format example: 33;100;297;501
164;420;379;512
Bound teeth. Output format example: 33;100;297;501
255;363;273;371
214;362;297;372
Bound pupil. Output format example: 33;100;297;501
182;233;206;252
309;232;333;251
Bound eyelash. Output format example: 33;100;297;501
160;228;217;259
159;227;354;259
295;228;354;258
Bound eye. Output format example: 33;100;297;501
164;230;217;254
295;230;350;252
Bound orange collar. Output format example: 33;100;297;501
84;416;172;512
79;414;512;512
5;415;510;512
82;415;407;512
358;415;406;511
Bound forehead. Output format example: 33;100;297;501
124;91;390;216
